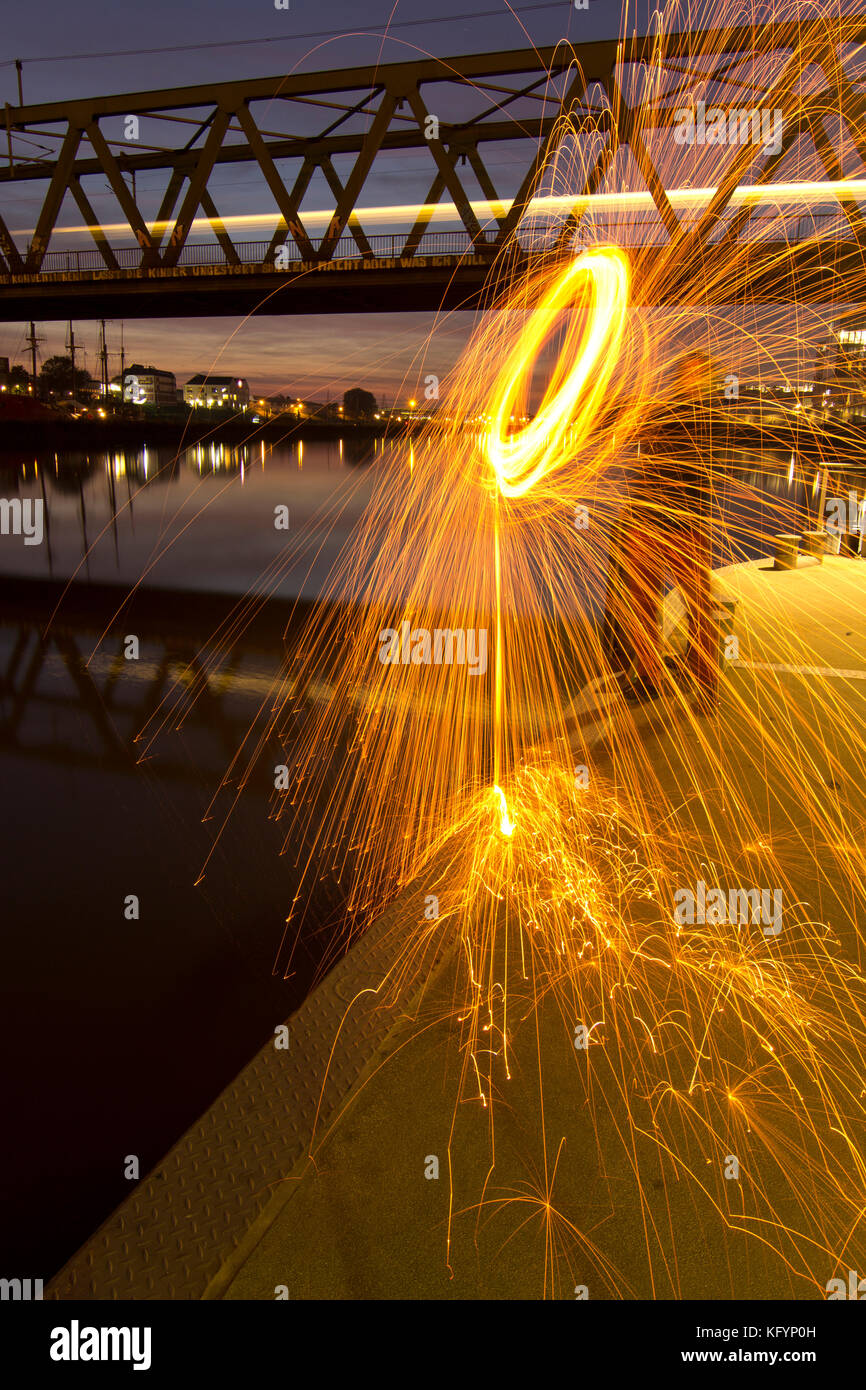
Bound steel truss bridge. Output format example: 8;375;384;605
2;17;866;319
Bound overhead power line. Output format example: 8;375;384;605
0;5;568;70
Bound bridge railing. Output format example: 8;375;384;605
36;229;499;275
30;211;849;276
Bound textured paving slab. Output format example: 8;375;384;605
47;862;458;1301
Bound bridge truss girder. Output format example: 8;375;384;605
1;17;865;309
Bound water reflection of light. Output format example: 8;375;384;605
338;439;343;461
298;440;304;468
788;454;795;485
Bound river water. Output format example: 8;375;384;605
0;431;836;603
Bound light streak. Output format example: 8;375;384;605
493;784;515;837
18;179;866;241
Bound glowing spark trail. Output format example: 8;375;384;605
483;248;631;499
142;0;866;1298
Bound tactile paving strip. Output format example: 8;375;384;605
47;876;454;1301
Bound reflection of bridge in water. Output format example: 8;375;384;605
0;579;318;785
2;19;866;318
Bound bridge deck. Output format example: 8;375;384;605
2;238;863;320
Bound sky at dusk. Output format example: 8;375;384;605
0;1;615;398
0;1;851;396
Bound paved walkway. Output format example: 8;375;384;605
49;553;866;1300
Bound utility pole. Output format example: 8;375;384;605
98;320;109;400
66;321;76;402
26;321;41;395
120;321;125;379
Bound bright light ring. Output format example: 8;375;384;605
482;247;630;498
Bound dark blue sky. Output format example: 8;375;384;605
1;1;619;103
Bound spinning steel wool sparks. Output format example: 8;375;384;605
139;0;866;1298
482;248;631;499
